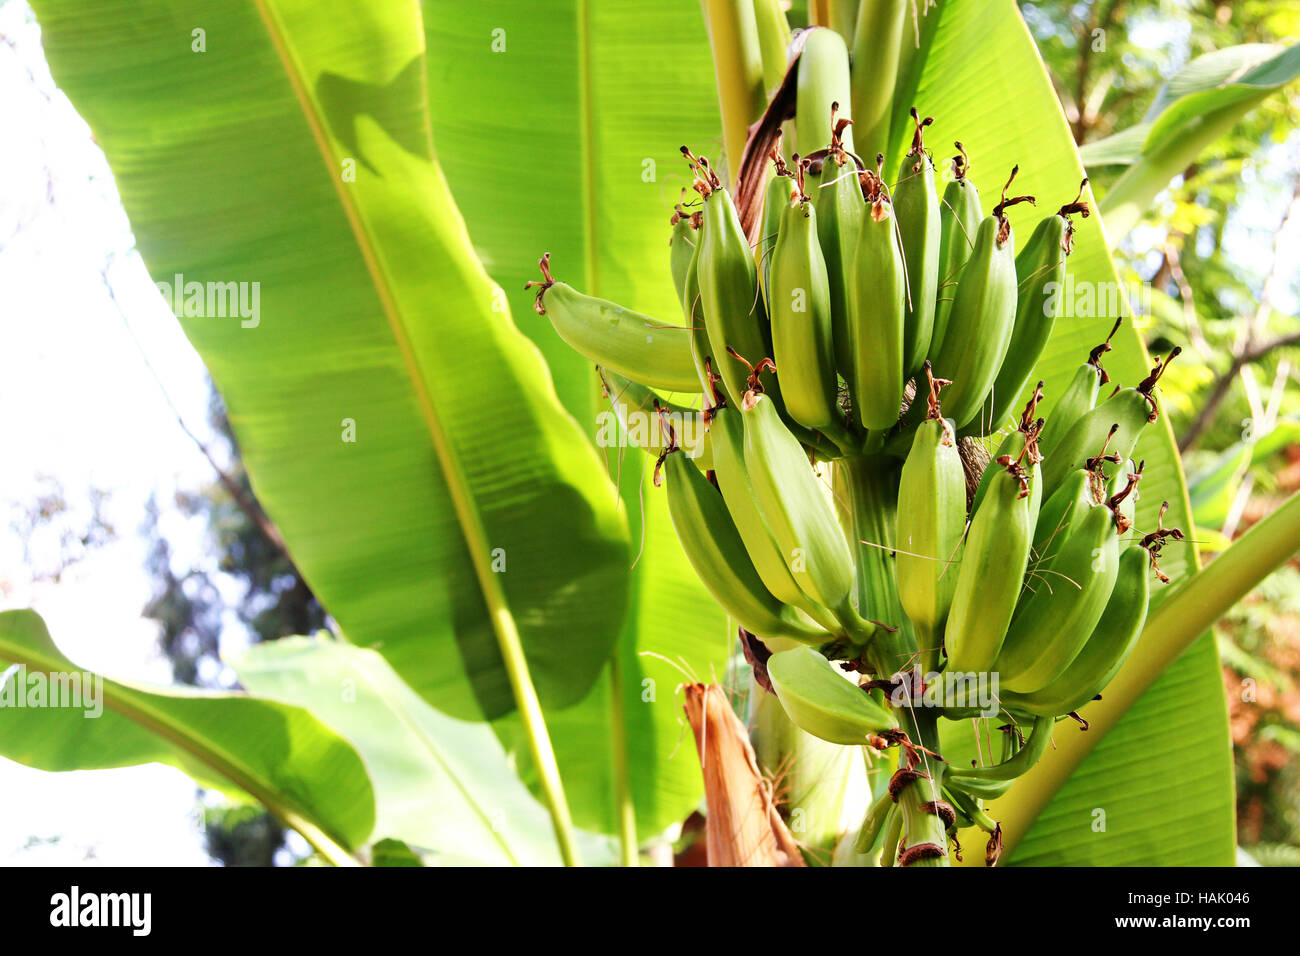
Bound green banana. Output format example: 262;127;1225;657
1031;466;1095;570
709;406;838;630
662;447;829;644
969;185;1089;436
742;388;858;618
944;457;1035;674
1040;348;1180;497
1004;542;1151;718
969;383;1044;515
597;368;710;464
810;112;865;413
932;143;982;356
847;163;906;431
893;109;941;377
927;167;1033;431
759;151;795;302
796;27;854;157
995;500;1121;693
670;202;700;310
896;366;966;651
689;153;780;407
767;646;898;745
1109;458;1143;546
1035;321;1118;460
769;171;840;431
946;715;1054;799
528;253;699;394
849;0;907;166
752;0;792;93
673;205;716;395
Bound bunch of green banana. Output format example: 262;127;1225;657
528;89;1195;865
994;497;1121;693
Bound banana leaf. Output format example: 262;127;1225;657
234;636;617;865
0;610;372;863
895;0;1232;865
425;0;732;838
28;0;632;725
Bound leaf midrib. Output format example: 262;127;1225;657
247;1;521;705
0;630;359;866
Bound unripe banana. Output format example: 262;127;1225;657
896;367;966;647
927;168;1033;430
1040;348;1180;497
995;501;1121;693
670;204;700;311
969;187;1089;436
742;389;857;617
709;406;838;629
796;28;854;157
662;448;830;644
945;715;1054;799
847;164;906;431
769;176;840;431
892;110;941;377
528;254;699;393
1004;543;1151;718
767;646;899;745
1031;466;1095;570
690;154;781;407
1109;458;1143;546
810;114;866;411
944;458;1035;674
673;206;716;394
970;383;1044;515
932;144;982;356
1036;322;1118;460
759;153;795;304
597;368;710;464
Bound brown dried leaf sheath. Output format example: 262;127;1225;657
682;683;806;867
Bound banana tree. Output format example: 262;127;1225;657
5;0;1297;866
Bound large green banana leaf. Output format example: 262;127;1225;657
896;0;1232;865
0;610;373;863
425;0;731;837
234;636;616;865
29;0;631;722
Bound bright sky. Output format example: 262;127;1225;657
0;0;259;865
